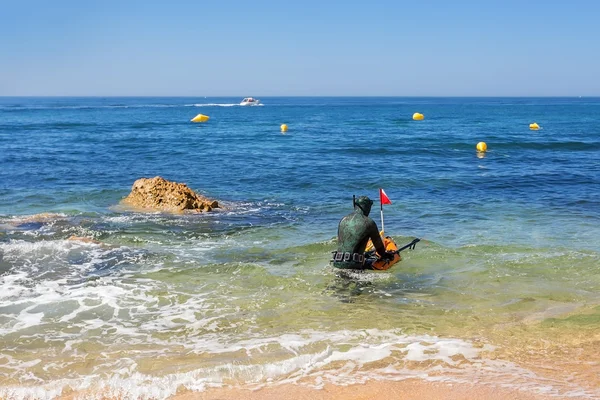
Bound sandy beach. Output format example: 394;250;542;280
57;380;585;400
42;316;600;400
179;382;568;400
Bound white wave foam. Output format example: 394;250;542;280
2;104;197;111
0;329;596;400
4;213;67;225
190;103;238;107
1;238;74;254
0;239;157;333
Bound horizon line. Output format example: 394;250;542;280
1;95;598;98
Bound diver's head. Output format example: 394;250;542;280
355;196;374;216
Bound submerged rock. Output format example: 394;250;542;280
121;176;219;213
67;235;102;244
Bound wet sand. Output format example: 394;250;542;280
170;381;570;400
58;380;588;400
55;337;600;400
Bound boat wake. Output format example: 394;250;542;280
190;103;238;107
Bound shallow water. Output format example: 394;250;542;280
1;97;599;399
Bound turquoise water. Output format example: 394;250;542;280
1;97;599;399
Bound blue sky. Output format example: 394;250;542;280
1;0;599;96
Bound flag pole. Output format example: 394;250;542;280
380;191;385;235
379;188;392;237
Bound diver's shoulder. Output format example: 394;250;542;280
365;217;378;227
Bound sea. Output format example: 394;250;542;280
0;97;599;399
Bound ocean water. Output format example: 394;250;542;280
1;97;599;399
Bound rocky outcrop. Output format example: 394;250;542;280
121;176;219;213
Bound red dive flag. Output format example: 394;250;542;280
380;188;392;205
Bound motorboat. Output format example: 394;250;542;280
240;97;260;106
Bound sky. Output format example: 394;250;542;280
1;0;599;96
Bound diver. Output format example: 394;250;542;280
331;196;396;270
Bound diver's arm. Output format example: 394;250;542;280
368;220;386;255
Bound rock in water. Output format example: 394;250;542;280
121;176;219;212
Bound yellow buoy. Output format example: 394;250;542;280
529;122;540;130
412;112;424;121
280;124;288;132
476;142;487;152
191;114;209;123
